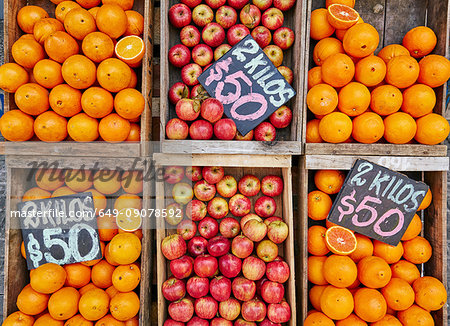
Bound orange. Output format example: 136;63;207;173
114;193;142;211
349;234;373;262
125;10;144;36
383;112;417;144
124;316;138;326
381;277;415;311
307;190;332;220
417;188;432;211
321;53;355;87
16;284;49;315
418;54;450;88
307;84;338;116
377;44;410;63
310;8;335;40
34;111;68;142
12;37;45;69
373;240;404;264
81;87;114;118
108;233;141;265
355;55;386;87
385;55;419;88
33;18;64;44
415;113;450;145
403;236;432;264
21;241;26;259
327;4;359;30
15;83;49;116
304;312;335;326
48;287;80;320
30;263;66;294
352;112;384;144
106;285;120;299
391;260;420;285
335;16;363;40
99;113;131;142
97;58;132;92
110;292;140;321
67;113;100;142
62;55;97;89
370;85;402;116
313;38;344;66
314;170;345;195
96;4;128;39
102;0;134;10
121;171;143;194
343;23;379;58
402;26;437;58
353;288;387;322
49;84;83;118
65;169;93;192
371;314;402;326
306;119;323;143
64;8;97;40
413;276;447;311
55;1;82;22
115;35;145;66
89;7;99;18
33;59;64;89
76;0;101;8
319;112;353;143
128;69;138;88
401;84;436;118
335;314;367;326
91;260;115;288
34;313;64;326
308;225;329;256
320;285;354;320
44;31;80;63
22;187;52;201
2;311;34;326
358;256;392;288
64;263;91;288
17;5;49;34
118;228;143;240
86;188;107;212
64;314;93;326
81;241;105;267
114;89;145;120
79;288;110;321
325;225;357;255
95;315;125;326
338;82;371;116
308;66;323;89
82;32;115;63
309;285;327;311
93;170;121;194
0;110;35;141
52;186;76;197
326;0;355;8
35;168;65;191
0;63;29;93
111;264;140;292
97;214;118;241
401;214;422;241
397;304;434;326
126;123;140;141
323;254;357;288
105;243;120;266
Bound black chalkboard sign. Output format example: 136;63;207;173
198;34;296;136
327;159;429;246
18;192;102;270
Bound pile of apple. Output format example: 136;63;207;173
166;0;296;142
161;165;292;325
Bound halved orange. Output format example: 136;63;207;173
115;35;145;67
327;4;360;30
325;225;357;255
115;208;142;232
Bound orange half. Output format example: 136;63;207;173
325;225;357;255
327;4;360;30
115;35;145;67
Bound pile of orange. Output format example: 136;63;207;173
0;0;146;143
3;167;144;326
305;169;447;325
306;0;450;146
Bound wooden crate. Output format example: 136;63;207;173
303;0;449;156
2;0;154;157
297;155;448;324
3;156;152;326
159;1;307;155
154;154;297;325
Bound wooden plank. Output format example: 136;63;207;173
297;156;308;323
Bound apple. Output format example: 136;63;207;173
227;24;250;46
164;319;185;326
194;254;219;278
166;118;189;140
169;44;191;68
207;235;231;257
191;84;208;99
177;219;197;240
172;182;194;205
261;175;283;197
187;276;210;298
168;297;194;323
165;203;184;226
214;44;232;61
163;277;186;302
181;0;202;8
218;253;242;278
261;281;284;304
162;234;187;260
261;8;284;30
207;197;229;219
251;26;272;48
277;66;293;85
188;236;208;257
169;82;190;105
210;276;232;302
256;276;268;296
192;44;214;66
185;199;207;221
180;25;201;47
232;277;256;301
202;22;226;48
273;0;296;11
235;318;256;326
240;4;261;29
267;220;288;244
266;260;289;283
211;317;233;326
242;219;268;242
240;214;262;229
190;120;214;140
198;216;219;239
273;27;294;50
169;3;192;28
254;196;276;217
205;0;227;9
252;0;273;11
260;318;281;326
164;166;185;184
215;6;238;30
195;296;219;320
238;175;261;197
242;256;266;281
170;255;194;279
187;317;209;326
186;166;202;182
263;45;283;67
216;175;237;198
264;216;282;226
181;63;203;86
228;0;249;9
194;180;216;201
256;240;278;262
219;217;240;238
269;105;292;128
267;300;291;323
235;130;254;140
241;297;267;322
201;98;224;124
192;4;214;27
214;119;237;140
218;297;240;321
228;194;250;217
231;235;254;259
202;166;225;184
176;98;200;121
254;122;276;142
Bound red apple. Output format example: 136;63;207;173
177;219;197;240
263;45;283;67
219;217;240;238
207;197;229;219
227;24;250;46
242;256;266;281
205;0;226;9
188;236;208;257
207;235;231;257
251;26;272;48
202;22;226;48
229;194;251;217
187;317;209;326
273;0;296;11
166;118;189;140
218;297;241;321
194;254;218;278
277;66;293;85
231;235;254;259
169;3;192;28
169;44;191;68
235;130;254;140
240;214;262;229
256;276;269;296
176;98;200;121
216;175;238;198
186;166;202;182
172;182;194;205
162;234;187;260
164;319;185;326
261;281;284;304
254;122;276;141
228;0;248;9
240;4;261;29
261;8;284;30
186;276;210;298
181;0;202;8
163;277;186;302
267;300;290;323
195;296;219;320
192;44;214;66
181;63;203;86
269;105;292;128
185;199;207;221
241;297;267;322
267;220;288;244
264;216;282;226
180;25;201;47
170;255;194;279
232;277;256;302
256;239;278;262
190;120;214;140
211;317;233;326
261;175;283;197
210;276;232;302
198;216;219;239
190;84;207;99
259;318;281;326
165;202;183;226
254;196;276;218
273;27;294;50
164;166;185;184
214;119;237;140
216;5;238;29
252;0;273;11
238;175;261;197
235;318;256;326
192;4;214;27
266;260;289;283
201;98;224;124
169;82;190;105
168;297;194;323
194;180;216;201
214;44;232;61
218;253;242;278
202;166;225;184
242;219;268;242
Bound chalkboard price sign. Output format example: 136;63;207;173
198;34;296;136
18;192;102;270
327;159;429;246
